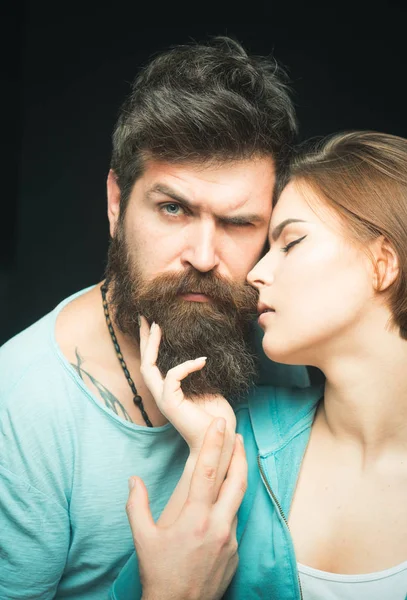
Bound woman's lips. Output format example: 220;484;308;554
258;309;276;326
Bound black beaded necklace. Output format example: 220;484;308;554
101;282;153;427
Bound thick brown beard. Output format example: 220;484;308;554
105;225;259;400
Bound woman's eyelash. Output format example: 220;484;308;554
281;234;307;253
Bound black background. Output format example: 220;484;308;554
2;5;407;345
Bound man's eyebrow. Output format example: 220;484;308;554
271;218;307;241
147;183;192;206
147;183;266;224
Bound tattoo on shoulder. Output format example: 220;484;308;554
71;348;133;422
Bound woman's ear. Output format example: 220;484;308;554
107;169;121;238
372;236;399;292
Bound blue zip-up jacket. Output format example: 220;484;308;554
110;383;324;600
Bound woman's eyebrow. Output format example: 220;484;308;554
271;218;307;241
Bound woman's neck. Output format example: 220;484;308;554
317;318;407;458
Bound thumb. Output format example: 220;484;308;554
126;476;156;545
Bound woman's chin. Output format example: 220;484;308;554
262;341;308;366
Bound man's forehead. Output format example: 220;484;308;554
142;156;275;179
140;157;276;211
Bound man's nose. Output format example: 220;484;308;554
180;221;220;273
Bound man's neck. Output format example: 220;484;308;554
55;283;168;427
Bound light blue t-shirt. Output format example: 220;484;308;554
0;288;310;599
0;289;189;599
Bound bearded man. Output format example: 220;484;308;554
0;35;309;599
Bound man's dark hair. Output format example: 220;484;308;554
110;36;298;214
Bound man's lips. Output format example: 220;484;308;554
180;293;211;302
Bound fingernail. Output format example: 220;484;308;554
197;356;207;362
217;418;226;433
237;433;244;444
128;477;136;491
150;322;156;333
137;315;141;327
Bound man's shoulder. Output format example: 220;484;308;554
0;289;97;492
0;287;93;400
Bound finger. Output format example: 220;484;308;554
230;514;238;540
186;418;226;506
138;315;151;357
162;358;207;399
139;318;164;400
126;476;156;545
213;428;236;499
139;318;162;365
156;359;212;432
223;517;239;585
214;434;248;525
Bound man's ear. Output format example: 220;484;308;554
372;236;399;292
107;169;121;238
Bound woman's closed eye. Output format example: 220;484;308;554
281;234;307;254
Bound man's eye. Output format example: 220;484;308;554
222;220;254;228
161;203;184;216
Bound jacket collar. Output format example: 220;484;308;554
248;384;323;457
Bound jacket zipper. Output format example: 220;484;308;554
257;455;303;600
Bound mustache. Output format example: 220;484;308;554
132;269;259;313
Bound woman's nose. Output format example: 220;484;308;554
247;251;274;288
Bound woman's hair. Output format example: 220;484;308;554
110;36;297;215
286;131;407;339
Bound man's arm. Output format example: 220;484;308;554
0;466;69;599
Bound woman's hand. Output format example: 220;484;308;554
138;316;237;526
139;316;237;461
